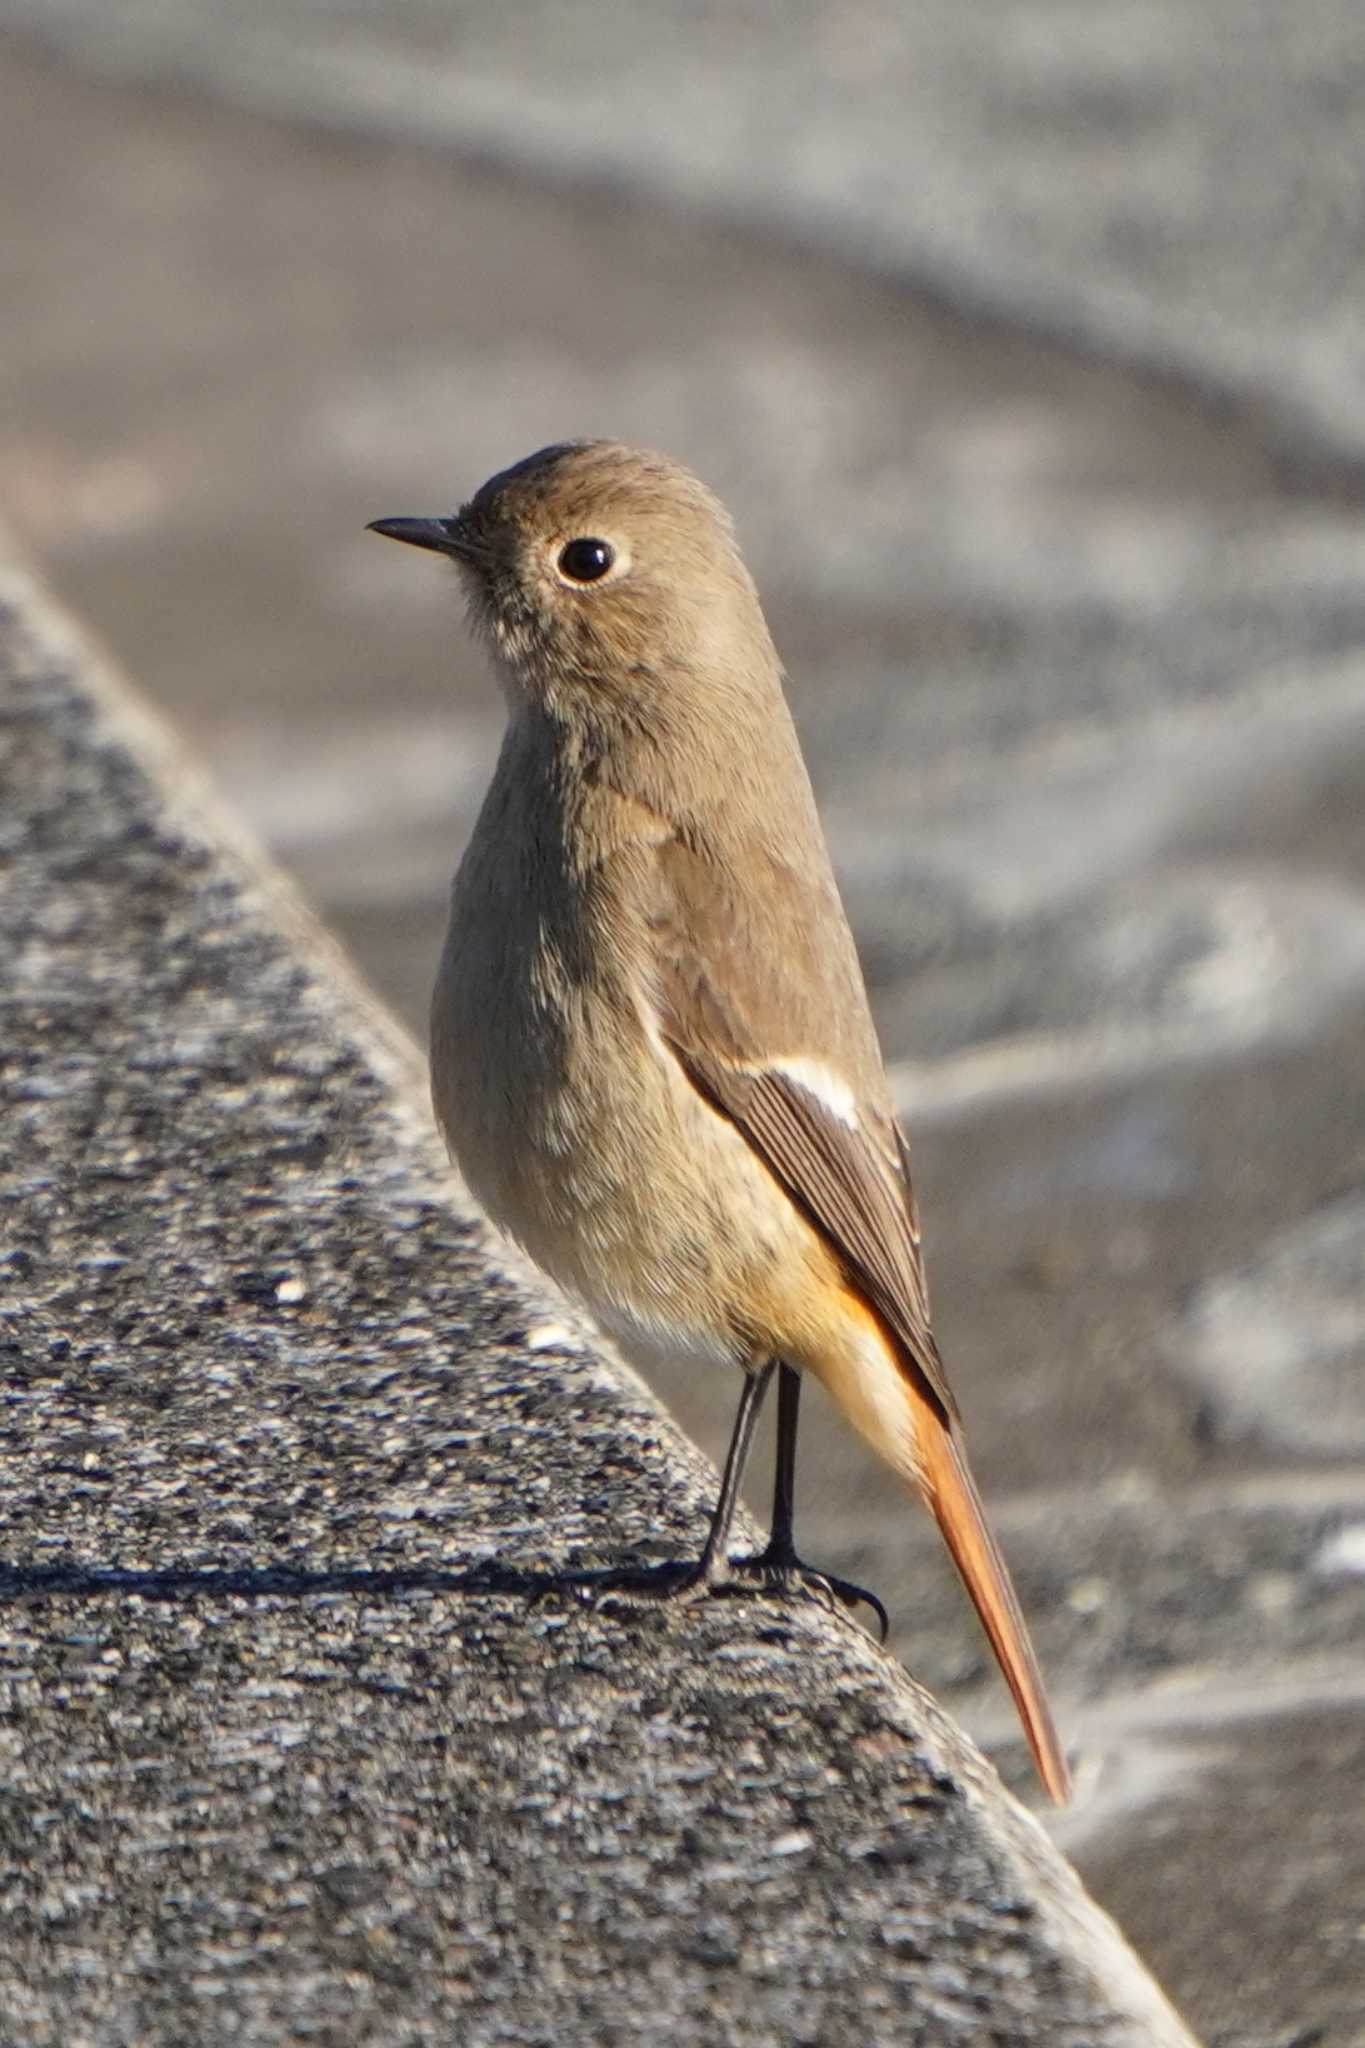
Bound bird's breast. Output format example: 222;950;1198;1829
430;838;818;1364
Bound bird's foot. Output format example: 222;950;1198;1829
722;1542;890;1642
552;1550;888;1641
555;1558;716;1608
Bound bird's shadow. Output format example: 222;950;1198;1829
0;1556;715;1610
0;1556;886;1644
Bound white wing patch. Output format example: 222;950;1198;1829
640;989;860;1132
768;1056;860;1129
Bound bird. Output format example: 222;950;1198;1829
368;440;1070;1803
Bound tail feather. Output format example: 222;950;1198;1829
816;1287;1071;1803
915;1389;1072;1805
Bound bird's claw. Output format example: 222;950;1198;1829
722;1547;890;1642
542;1552;890;1642
557;1560;713;1609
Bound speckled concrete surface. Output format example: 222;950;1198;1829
0;569;1198;2043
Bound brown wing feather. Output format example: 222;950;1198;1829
645;834;957;1425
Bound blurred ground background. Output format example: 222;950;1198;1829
2;6;1364;2043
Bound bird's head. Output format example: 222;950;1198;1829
369;440;775;727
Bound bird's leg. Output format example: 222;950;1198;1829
763;1358;803;1565
578;1358;775;1603
691;1356;776;1585
732;1362;890;1641
574;1360;886;1639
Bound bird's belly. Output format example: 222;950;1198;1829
433;957;818;1365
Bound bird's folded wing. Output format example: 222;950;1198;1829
644;834;957;1425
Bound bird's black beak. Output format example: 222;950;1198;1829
366;515;480;561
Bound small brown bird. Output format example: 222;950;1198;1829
369;442;1070;1802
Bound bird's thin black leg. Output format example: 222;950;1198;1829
570;1359;885;1638
767;1358;801;1561
693;1357;776;1583
733;1362;890;1640
572;1359;776;1606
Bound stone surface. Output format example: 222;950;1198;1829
0;571;1198;2043
3;26;1364;2047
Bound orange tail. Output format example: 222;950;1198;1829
814;1287;1070;1801
912;1381;1071;1804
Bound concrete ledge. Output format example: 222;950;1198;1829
0;549;1197;2044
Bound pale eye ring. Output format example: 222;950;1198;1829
556;537;615;584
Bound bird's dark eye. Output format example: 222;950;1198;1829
557;537;615;584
